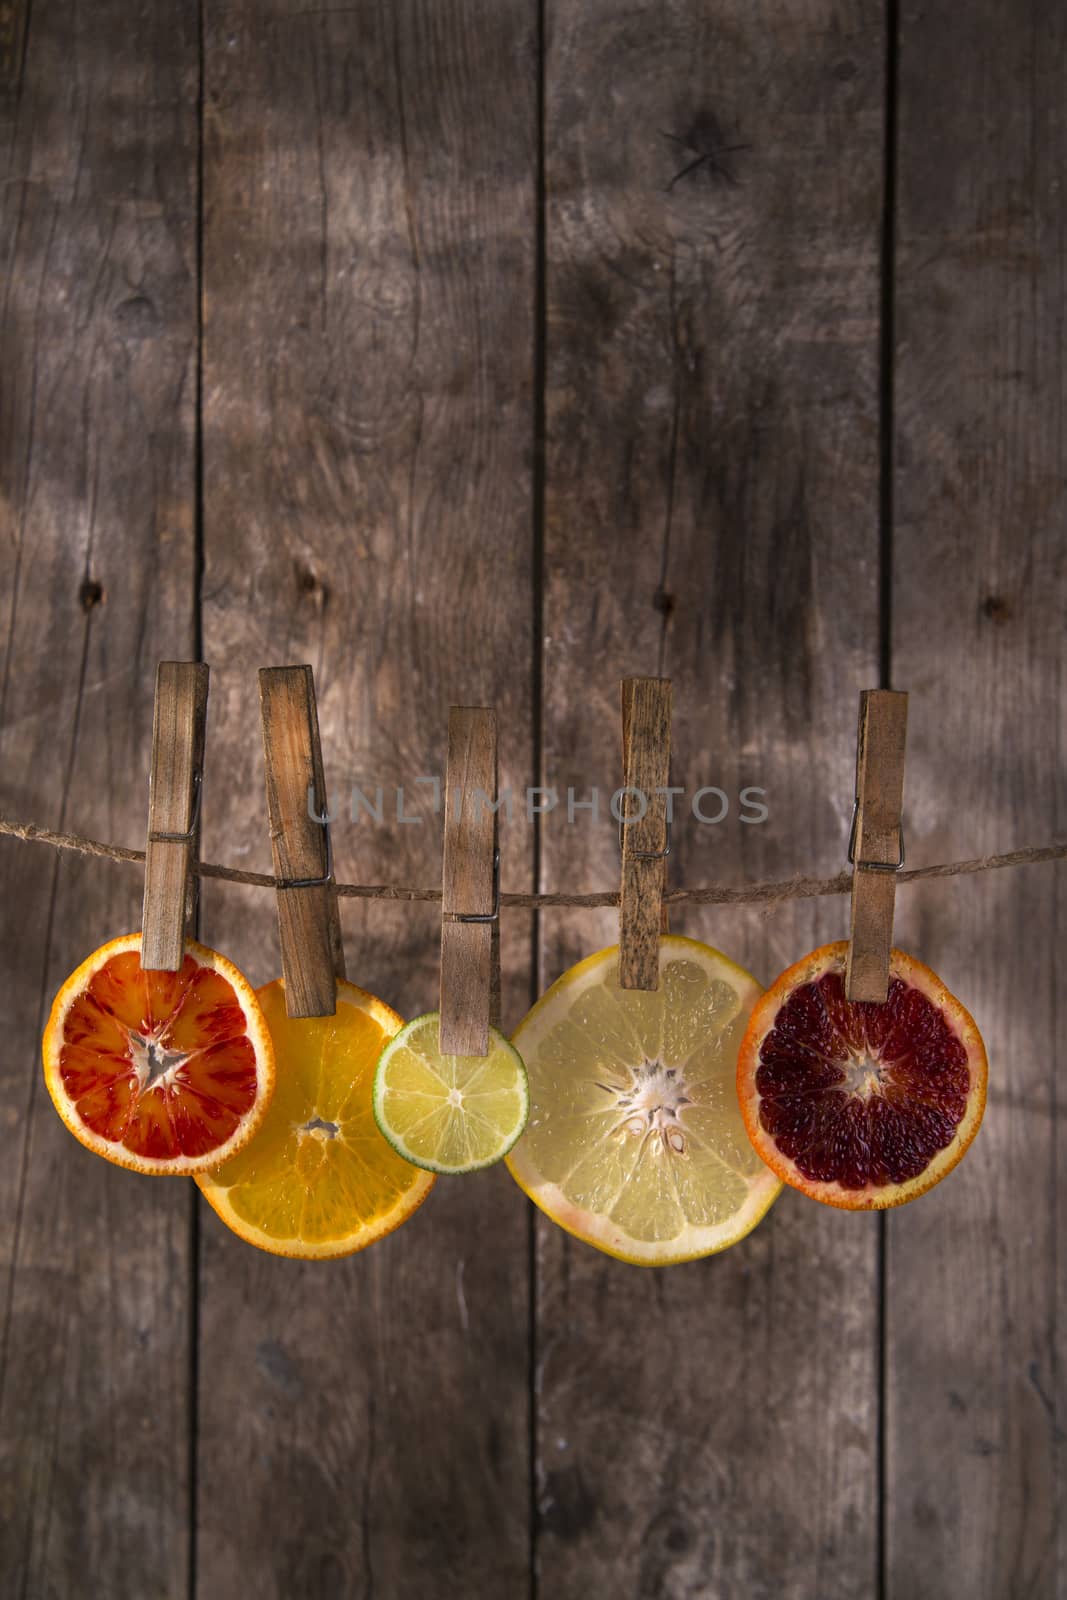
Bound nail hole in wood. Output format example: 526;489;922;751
981;594;1011;624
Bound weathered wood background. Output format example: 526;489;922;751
1;1;1063;1595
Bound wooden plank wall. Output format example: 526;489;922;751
538;3;884;1595
0;3;198;1593
195;6;534;1593
888;2;1066;1594
197;3;535;1594
0;2;1063;1597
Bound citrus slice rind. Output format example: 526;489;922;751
42;933;275;1175
737;941;988;1210
196;978;435;1259
506;936;782;1266
373;1014;530;1175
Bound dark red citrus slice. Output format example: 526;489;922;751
737;942;987;1209
43;934;275;1174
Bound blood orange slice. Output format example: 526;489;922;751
43;933;274;1175
737;941;987;1210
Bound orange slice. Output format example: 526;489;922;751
195;978;435;1259
42;933;274;1175
737;942;987;1210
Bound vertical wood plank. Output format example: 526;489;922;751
539;1;884;1594
198;3;536;1594
0;1;198;1593
888;4;1066;1594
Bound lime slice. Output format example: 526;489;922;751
506;935;782;1265
373;1013;530;1174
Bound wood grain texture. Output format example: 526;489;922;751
538;1;884;1594
887;3;1066;1594
143;661;210;971
197;2;536;1594
259;665;345;1018
845;689;907;1001
0;2;1063;1594
0;0;28;94
441;707;498;1055
619;677;672;989
0;1;198;1593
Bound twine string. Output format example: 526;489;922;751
0;818;1061;910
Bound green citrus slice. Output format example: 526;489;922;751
373;1013;530;1174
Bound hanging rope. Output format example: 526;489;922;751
0;817;1061;909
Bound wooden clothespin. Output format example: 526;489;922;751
845;689;908;1003
619;677;672;990
259;666;345;1018
142;661;210;971
440;706;499;1056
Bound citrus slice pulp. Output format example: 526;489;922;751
373;1014;530;1174
506;936;781;1265
42;933;274;1174
196;977;434;1258
737;941;987;1209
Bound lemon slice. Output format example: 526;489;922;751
506;935;781;1265
373;1014;530;1174
196;978;434;1259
